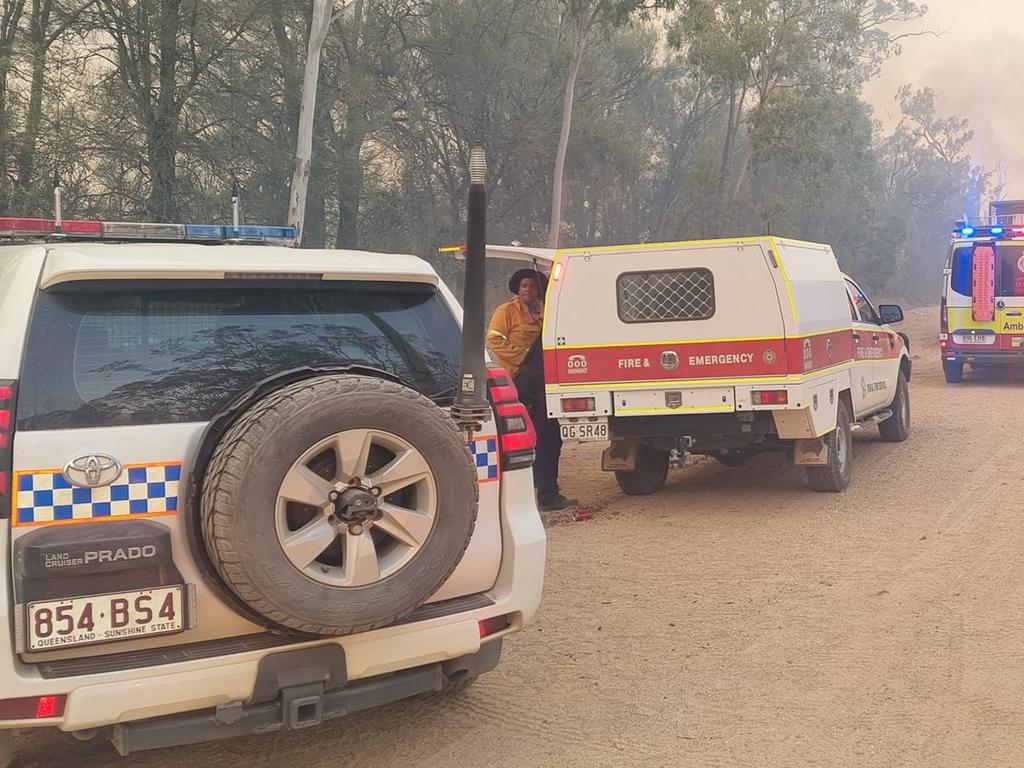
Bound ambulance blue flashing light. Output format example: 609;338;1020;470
951;222;1024;239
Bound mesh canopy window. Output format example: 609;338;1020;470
616;268;715;323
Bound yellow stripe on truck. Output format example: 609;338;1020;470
947;306;1024;333
768;240;800;324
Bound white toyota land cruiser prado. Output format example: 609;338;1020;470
0;179;544;764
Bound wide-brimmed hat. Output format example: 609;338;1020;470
509;267;548;294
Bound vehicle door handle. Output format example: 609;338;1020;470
1007;311;1023;317
852;332;861;341
872;334;880;341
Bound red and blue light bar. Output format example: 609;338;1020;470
0;218;297;246
952;223;1024;239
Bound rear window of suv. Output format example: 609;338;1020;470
17;281;460;430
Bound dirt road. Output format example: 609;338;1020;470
17;307;1024;767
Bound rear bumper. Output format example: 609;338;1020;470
944;350;1024;365
109;640;502;756
0;474;546;735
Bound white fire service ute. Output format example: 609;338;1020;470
539;237;912;494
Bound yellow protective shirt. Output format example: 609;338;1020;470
486;297;542;376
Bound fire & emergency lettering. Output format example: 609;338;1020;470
688;353;755;367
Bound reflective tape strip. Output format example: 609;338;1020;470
487;329;508;340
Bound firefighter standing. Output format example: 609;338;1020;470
486;268;544;376
487;268;577;512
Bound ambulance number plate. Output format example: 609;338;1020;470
26;586;184;651
561;420;609;442
953;333;992;345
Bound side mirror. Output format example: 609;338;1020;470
878;304;904;324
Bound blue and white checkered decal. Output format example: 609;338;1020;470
468;436;500;483
14;463;182;527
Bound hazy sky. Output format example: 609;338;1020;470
861;0;1023;196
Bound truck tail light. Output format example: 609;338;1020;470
0;694;66;720
485;367;536;470
560;396;595;413
939;296;950;348
751;390;788;406
0;381;15;518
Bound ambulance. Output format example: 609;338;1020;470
538;237;912;494
941;200;1024;382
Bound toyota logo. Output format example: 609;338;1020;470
63;454;123;488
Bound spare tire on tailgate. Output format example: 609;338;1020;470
201;374;478;636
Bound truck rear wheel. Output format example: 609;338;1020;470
807;399;852;493
943;360;964;383
615;443;669;496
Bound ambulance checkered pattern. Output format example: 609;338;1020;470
14;463;181;526
468;436;500;483
617;268;715;323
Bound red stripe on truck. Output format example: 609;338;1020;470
784;331;855;374
545;331;873;385
548;339;785;384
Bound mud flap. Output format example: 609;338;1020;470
794;438;829;466
601;439;637;472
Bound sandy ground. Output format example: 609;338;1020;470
16;306;1024;767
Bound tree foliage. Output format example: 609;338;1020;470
0;0;987;301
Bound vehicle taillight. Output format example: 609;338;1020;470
0;694;66;720
0;381;15;518
939;296;949;347
751;389;788;406
478;614;512;638
485;365;519;404
561;396;595;413
485;367;536;470
495;402;537;469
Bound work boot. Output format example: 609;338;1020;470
537;494;578;512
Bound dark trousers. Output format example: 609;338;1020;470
528;404;562;501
